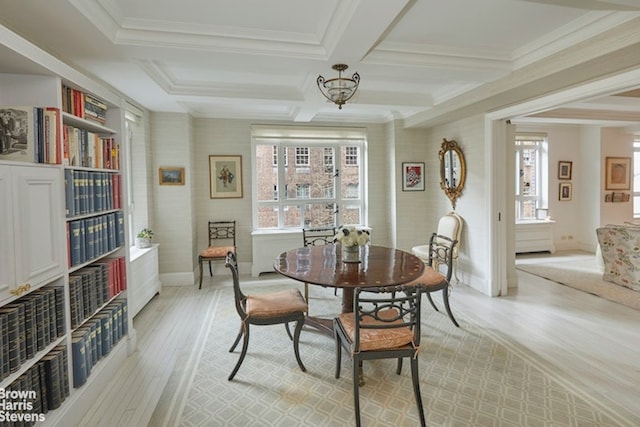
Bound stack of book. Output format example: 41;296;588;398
63;125;118;169
64;170;122;218
4;345;70;418
71;299;127;388
0;286;65;381
68;257;126;329
67;212;125;267
61;85;108;125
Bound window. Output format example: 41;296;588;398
633;139;640;217
515;133;548;220
252;126;367;230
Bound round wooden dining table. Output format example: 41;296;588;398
274;244;425;335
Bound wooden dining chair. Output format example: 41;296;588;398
225;251;308;381
198;220;236;289
333;285;426;427
302;226;338;300
407;232;460;327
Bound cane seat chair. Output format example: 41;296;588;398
333;285;426;427
408;233;459;327
198;220;236;289
225;251;308;381
302;226;338;300
412;211;463;282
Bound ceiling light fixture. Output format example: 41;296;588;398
317;64;360;109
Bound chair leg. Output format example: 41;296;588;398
198;257;204;289
304;283;309;308
426;292;440;312
396;357;403;375
334;326;342;379
229;324;243;352
352;357;362;427
453;257;461;283
442;287;460;327
292;317;307;373
228;324;250;381
410;357;426;427
208;260;213;276
284;322;293;340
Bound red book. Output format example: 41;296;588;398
119;257;127;292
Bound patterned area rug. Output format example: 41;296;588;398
516;258;640;311
155;278;639;426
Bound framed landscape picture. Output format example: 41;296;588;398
159;167;185;185
402;162;425;191
209;155;243;198
558;161;572;180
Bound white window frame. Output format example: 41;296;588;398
251;125;368;230
515;133;548;221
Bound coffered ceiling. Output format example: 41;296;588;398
1;0;640;127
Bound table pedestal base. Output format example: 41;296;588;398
304;316;333;335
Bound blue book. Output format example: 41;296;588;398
64;168;75;217
71;334;87;388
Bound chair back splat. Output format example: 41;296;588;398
333;285;426;427
198;220;236;289
302;226;338;300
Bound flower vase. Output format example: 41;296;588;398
342;245;361;263
136;237;152;249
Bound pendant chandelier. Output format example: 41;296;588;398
317;64;360;109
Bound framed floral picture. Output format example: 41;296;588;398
209;155;243;198
402;162;425;191
605;156;631;190
558;161;572;180
159;167;185;185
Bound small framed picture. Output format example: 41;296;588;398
605;156;631;190
559;182;572;201
210;155;243;198
159;167;185;185
402;162;425;191
558;161;572;180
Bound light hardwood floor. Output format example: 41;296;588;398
80;251;640;426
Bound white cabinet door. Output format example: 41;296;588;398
0;167;15;302
0;164;65;303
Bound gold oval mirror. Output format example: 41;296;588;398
439;138;466;210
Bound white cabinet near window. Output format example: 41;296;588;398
515;220;556;254
0;163;65;304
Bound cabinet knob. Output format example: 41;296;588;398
10;283;31;296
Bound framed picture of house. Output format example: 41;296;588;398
209;155;243;198
559;182;572;201
558;161;572;180
159;167;185;185
605;156;631;190
402;162;425;191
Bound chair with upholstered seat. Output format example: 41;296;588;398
302;226;337;300
225;251;308;381
198;220;236;289
408;233;459;327
412;211;463;282
333;284;426;427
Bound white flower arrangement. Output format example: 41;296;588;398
333;225;370;247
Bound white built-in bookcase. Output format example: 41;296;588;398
0;25;135;426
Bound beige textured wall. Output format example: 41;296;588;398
151;112;196;283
